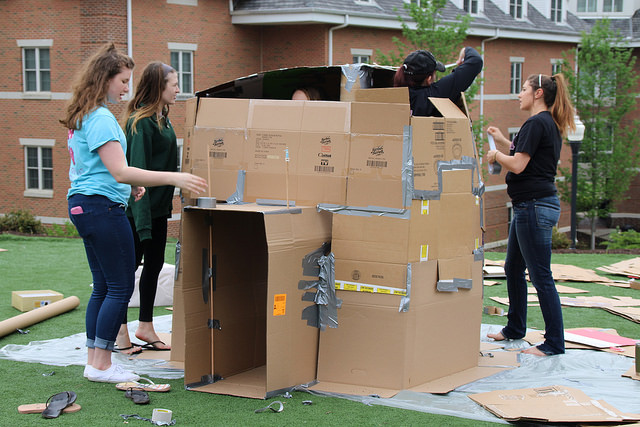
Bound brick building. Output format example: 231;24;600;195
1;0;638;245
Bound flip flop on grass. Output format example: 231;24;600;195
18;403;81;415
42;391;77;419
116;377;171;392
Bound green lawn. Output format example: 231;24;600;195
0;234;637;426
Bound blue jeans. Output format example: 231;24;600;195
502;195;564;355
68;194;136;351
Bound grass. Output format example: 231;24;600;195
0;234;638;426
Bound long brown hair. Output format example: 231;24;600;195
59;43;135;130
124;62;176;133
526;73;575;138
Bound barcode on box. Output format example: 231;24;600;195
314;166;335;173
366;160;387;168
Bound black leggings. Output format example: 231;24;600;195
122;216;168;324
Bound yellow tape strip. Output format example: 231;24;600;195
334;280;407;296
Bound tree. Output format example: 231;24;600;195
558;19;640;249
375;1;487;171
375;0;471;67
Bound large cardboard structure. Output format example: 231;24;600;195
173;65;486;399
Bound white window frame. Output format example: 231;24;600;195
510;57;524;95
509;0;523;19
21;138;54;198
17;39;52;99
550;0;563;22
168;42;197;99
351;48;372;64
464;0;480;15
603;0;623;12
577;0;596;12
551;59;562;75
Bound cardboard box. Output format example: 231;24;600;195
314;258;483;396
174;203;331;399
11;290;64;312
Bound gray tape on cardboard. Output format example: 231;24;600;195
299;252;342;330
225;170;246;204
340;63;365;93
174;240;181;281
399;263;412;313
402;125;414;209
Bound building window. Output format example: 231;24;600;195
550;0;562;22
577;0;596;12
603;0;623;11
551;59;562;75
509;0;522;18
510;59;523;94
464;0;479;14
168;42;197;96
21;138;54;197
351;48;372;64
17;40;52;94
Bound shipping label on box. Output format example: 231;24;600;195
12;290;64;312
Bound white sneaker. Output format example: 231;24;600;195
83;365;90;378
86;364;140;383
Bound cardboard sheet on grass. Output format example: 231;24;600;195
524;328;638;358
597;257;640;278
1;322;638;424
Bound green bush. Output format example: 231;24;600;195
604;228;640;249
551;227;571;249
46;221;79;237
0;209;45;234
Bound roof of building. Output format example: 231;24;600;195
231;0;640;43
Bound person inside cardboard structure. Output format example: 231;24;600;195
394;47;483;117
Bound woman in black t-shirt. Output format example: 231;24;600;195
486;73;575;356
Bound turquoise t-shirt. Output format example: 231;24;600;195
67;106;131;206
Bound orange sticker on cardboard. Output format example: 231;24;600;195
273;293;286;316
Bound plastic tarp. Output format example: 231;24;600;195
0;321;637;424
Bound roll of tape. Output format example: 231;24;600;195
152;408;173;424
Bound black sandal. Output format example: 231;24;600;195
42;391;77;419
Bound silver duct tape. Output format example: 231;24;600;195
402;125;414;209
256;199;297;208
436;278;473;292
225;170;245;204
300;251;342;330
415;156;481;201
174;241;181;281
340;63;366;93
197;197;217;208
301;246;326;277
399;263;412;313
474;247;485;262
317;204;411;219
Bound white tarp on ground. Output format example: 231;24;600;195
0;319;637;424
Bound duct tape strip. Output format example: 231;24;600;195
317;204;410;219
225;170;245;204
436;278;473;292
414;156;482;201
399;263;412;312
340;63;367;93
335;280;407;296
402;125;414;209
474;246;485;262
174;241;181;281
256;198;297;207
300;252;342;330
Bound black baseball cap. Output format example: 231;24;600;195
403;50;445;75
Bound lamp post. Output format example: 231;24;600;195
567;115;585;250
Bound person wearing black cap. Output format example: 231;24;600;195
394;46;483;116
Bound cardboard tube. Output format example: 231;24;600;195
0;296;80;338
